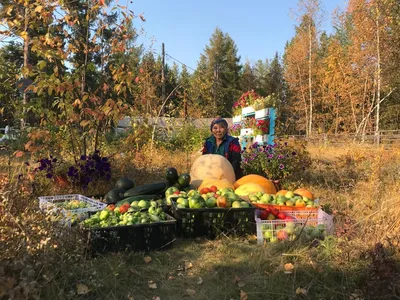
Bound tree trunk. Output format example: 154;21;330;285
308;21;313;136
375;8;381;146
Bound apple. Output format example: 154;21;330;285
200;187;210;194
206;197;217;208
240;201;250;208
285;200;294;206
216;196;231;208
269;236;279;243
295;199;306;207
263;229;273;239
256;191;264;198
232;201;242;208
277;212;286;220
285;191;295;198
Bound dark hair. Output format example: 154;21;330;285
210;117;228;131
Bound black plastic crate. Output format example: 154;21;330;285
83;214;176;254
170;199;256;239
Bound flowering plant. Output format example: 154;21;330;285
34;150;112;189
241;141;311;181
243;117;256;129
229;123;242;136
253;119;270;135
253;94;277;110
232;90;260;109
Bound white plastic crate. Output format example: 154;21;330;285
255;208;334;245
39;194;107;225
240;128;253;136
255;134;268;143
255;108;270;119
232;115;242;123
242;106;255;116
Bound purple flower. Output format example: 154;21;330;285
278;154;284;159
292;151;297;156
279;164;284;169
268;154;274;159
284;142;288;146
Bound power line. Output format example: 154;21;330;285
165;52;196;72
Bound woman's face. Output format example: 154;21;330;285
212;123;227;140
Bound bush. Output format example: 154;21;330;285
158;123;209;153
241;140;311;183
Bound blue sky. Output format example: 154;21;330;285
130;0;346;72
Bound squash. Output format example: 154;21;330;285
276;190;288;196
293;188;315;200
198;178;234;191
234;183;265;197
233;174;277;194
190;154;236;188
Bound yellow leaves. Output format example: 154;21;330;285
34;5;43;13
296;287;307;295
143;256;152;263
20;31;29;41
148;280;157;289
80;120;91;128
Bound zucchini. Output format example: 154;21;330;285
123;181;167;198
124;194;161;203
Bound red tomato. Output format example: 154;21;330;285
277;212;286;220
200;187;210;194
259;210;269;220
209;186;218;193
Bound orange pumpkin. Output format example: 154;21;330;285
233;174;277;194
293;188;314;200
276;190;288;196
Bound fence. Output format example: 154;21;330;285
284;130;400;147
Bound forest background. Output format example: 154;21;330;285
0;0;399;157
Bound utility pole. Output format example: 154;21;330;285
161;43;166;116
184;90;188;120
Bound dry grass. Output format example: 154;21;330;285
1;144;400;299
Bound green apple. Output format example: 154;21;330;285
302;196;310;202
225;191;240;202
177;197;188;207
201;194;208;200
206;197;217;208
261;194;272;203
249;196;258;202
256;191;264;198
240;201;250;208
269;236;279;243
220;187;234;195
285;200;294;206
285;191;295;198
263;229;273;239
232;201;242;208
187;189;199;197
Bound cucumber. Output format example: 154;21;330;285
124;194;161;203
123;181;167;198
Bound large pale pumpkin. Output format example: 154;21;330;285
198;178;234;191
234;174;277;194
234;183;265;197
190;154;236;188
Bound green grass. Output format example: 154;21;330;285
1;145;400;299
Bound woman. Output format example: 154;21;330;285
202;117;243;180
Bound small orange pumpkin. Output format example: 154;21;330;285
293;188;314;200
234;174;277;194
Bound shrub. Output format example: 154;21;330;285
241;140;311;182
